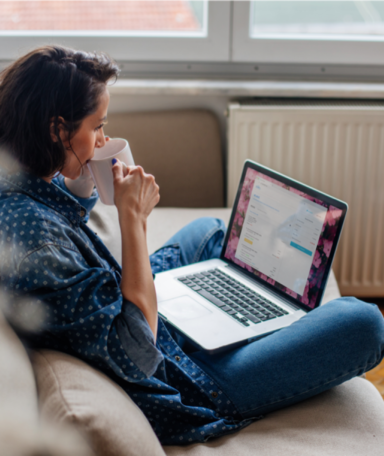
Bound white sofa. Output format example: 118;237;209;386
1;202;384;456
1;110;384;455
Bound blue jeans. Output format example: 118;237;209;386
150;217;384;419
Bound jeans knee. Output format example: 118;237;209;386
195;217;225;234
196;217;226;261
358;300;384;348
193;217;226;247
328;297;384;363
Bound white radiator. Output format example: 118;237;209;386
227;100;384;297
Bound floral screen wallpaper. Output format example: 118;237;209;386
223;168;343;309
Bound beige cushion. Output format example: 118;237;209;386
164;377;384;456
0;307;38;425
0;311;92;456
32;350;166;456
104;110;224;208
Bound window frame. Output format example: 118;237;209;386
1;1;384;78
232;1;384;66
0;1;231;62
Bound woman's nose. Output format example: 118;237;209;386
96;130;106;148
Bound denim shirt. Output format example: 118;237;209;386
0;168;255;445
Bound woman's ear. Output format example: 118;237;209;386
49;116;67;143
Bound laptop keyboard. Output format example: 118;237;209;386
177;268;289;327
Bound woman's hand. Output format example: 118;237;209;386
111;159;160;223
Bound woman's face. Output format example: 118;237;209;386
59;87;110;181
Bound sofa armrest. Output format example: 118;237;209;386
32;350;166;456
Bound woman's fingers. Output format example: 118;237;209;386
121;161;129;176
111;159;124;181
112;161;160;218
111;158;131;178
112;158;134;178
113;161;156;190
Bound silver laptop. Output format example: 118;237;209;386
155;160;348;353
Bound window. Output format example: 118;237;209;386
0;1;230;62
2;1;384;76
232;1;384;66
249;1;384;37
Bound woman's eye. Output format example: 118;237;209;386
95;123;104;131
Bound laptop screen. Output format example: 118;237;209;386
222;161;347;311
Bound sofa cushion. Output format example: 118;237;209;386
163;377;384;456
32;350;166;456
0;311;92;456
104;110;224;208
0;307;38;425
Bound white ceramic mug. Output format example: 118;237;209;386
87;138;134;205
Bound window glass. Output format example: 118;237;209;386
250;1;384;37
0;0;207;36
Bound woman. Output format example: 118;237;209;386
0;45;383;446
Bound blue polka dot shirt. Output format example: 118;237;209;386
0;168;256;445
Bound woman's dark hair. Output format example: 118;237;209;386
0;45;119;177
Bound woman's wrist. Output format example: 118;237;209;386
118;209;147;231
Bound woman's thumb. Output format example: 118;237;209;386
111;158;123;181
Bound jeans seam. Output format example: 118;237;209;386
239;362;378;417
202;418;260;443
192;224;223;264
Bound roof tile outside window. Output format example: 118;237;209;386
0;1;201;32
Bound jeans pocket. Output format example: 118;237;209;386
150;243;181;274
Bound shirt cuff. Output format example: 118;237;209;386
115;299;163;379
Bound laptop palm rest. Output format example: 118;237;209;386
160;295;212;321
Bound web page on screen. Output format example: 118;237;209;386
235;175;327;295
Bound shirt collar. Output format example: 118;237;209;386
0;167;83;225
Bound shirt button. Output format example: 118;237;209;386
211;391;218;398
175;355;181;362
80;210;85;217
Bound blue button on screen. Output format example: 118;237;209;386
290;241;312;256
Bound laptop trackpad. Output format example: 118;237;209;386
160;295;212;321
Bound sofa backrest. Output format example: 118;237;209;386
104;109;224;207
